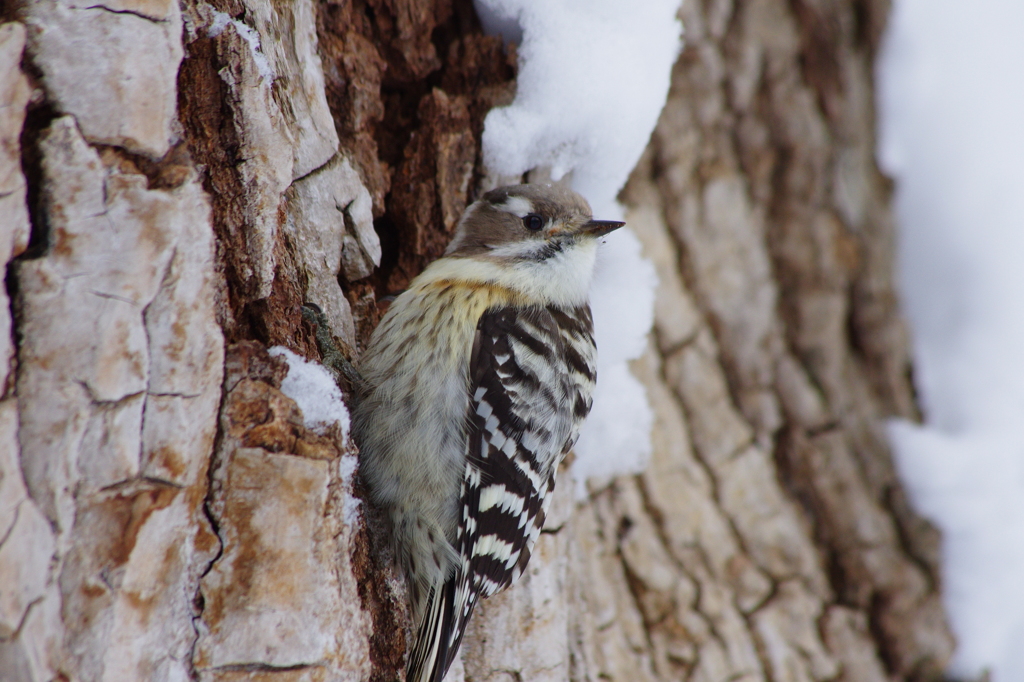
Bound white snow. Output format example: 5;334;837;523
268;346;351;439
474;0;682;493
268;347;361;523
877;1;1024;680
208;11;275;81
338;452;362;525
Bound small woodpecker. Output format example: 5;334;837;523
351;184;623;682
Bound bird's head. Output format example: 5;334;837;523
444;184;624;262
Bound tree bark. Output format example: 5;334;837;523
0;1;955;681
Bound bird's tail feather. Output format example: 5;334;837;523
406;570;478;682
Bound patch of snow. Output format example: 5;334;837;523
338;454;362;525
268;348;361;523
878;1;1024;680
268;346;351;440
474;0;682;494
571;229;657;495
208;11;275;81
338;451;359;485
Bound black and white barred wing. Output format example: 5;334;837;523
407;305;596;682
462;305;595;593
405;304;597;682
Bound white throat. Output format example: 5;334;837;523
420;239;599;308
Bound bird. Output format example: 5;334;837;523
350;183;623;682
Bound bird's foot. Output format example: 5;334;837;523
301;303;369;400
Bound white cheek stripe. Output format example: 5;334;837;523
497;196;533;218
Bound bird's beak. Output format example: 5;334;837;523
578;219;625;237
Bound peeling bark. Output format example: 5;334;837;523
0;0;955;681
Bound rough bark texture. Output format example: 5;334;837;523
0;0;955;681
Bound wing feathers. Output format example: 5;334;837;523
406;304;595;682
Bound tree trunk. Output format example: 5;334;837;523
0;1;955;681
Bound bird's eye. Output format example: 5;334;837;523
523;214;544;231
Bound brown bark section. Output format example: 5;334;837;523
644;0;952;676
176;12;325;350
173;0;516;677
0;0;955;681
315;0;516;297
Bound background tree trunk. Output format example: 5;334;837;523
0;0;955;681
